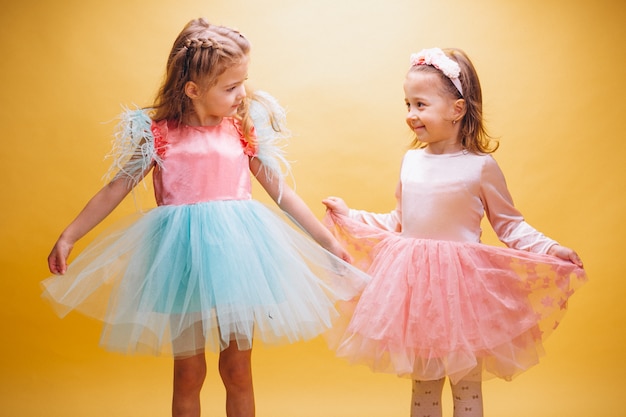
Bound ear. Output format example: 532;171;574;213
452;98;466;122
184;81;201;99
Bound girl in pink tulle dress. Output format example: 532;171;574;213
42;18;368;417
323;47;587;417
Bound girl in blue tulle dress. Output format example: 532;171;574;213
42;18;368;417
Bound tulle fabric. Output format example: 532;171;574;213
324;212;587;383
42;200;369;357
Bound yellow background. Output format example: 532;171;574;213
1;0;624;416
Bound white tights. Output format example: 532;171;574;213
410;378;483;417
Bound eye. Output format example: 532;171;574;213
405;101;424;110
226;82;243;92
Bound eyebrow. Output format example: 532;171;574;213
223;76;248;89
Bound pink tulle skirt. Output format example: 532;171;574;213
324;212;587;383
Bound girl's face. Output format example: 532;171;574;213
185;57;249;126
404;71;464;153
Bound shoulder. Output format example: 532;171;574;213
476;152;502;171
114;107;157;146
471;152;508;186
120;107;154;128
403;148;424;161
106;107;162;184
117;107;157;141
230;117;256;156
458;151;500;168
456;151;502;173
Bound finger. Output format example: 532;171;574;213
49;253;67;275
48;259;61;275
322;201;337;211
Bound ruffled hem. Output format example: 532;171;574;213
323;212;587;383
41;201;369;357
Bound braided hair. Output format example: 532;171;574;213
152;18;260;143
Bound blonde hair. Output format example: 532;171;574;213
408;48;498;154
151;18;265;144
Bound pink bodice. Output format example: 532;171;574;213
350;149;557;254
151;118;256;206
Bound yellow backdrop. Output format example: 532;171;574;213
1;0;624;416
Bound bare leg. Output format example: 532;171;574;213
219;341;255;417
172;353;207;417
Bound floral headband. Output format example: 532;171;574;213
409;48;463;97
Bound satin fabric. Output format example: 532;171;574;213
351;150;557;251
152;119;254;205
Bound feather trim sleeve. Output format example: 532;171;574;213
249;91;293;201
104;107;162;188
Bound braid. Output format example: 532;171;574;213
180;37;224;85
152;18;251;130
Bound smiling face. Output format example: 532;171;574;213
184;57;249;126
404;70;465;154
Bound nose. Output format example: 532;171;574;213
237;85;247;99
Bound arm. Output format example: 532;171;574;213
482;156;583;267
323;181;403;233
49;110;160;274
250;158;352;262
47;174;144;275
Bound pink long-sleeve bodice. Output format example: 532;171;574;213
151;118;255;206
350;149;556;253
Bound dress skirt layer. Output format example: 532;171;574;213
42;200;369;357
324;212;587;383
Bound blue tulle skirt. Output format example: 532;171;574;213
42;200;369;357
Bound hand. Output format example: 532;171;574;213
325;239;353;264
548;244;584;268
322;196;349;216
47;237;74;275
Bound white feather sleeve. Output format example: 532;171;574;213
249;91;293;201
104;108;162;188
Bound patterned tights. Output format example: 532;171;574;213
411;378;483;417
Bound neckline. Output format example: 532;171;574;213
419;148;467;158
182;117;231;129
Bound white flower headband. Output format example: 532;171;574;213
409;48;463;97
